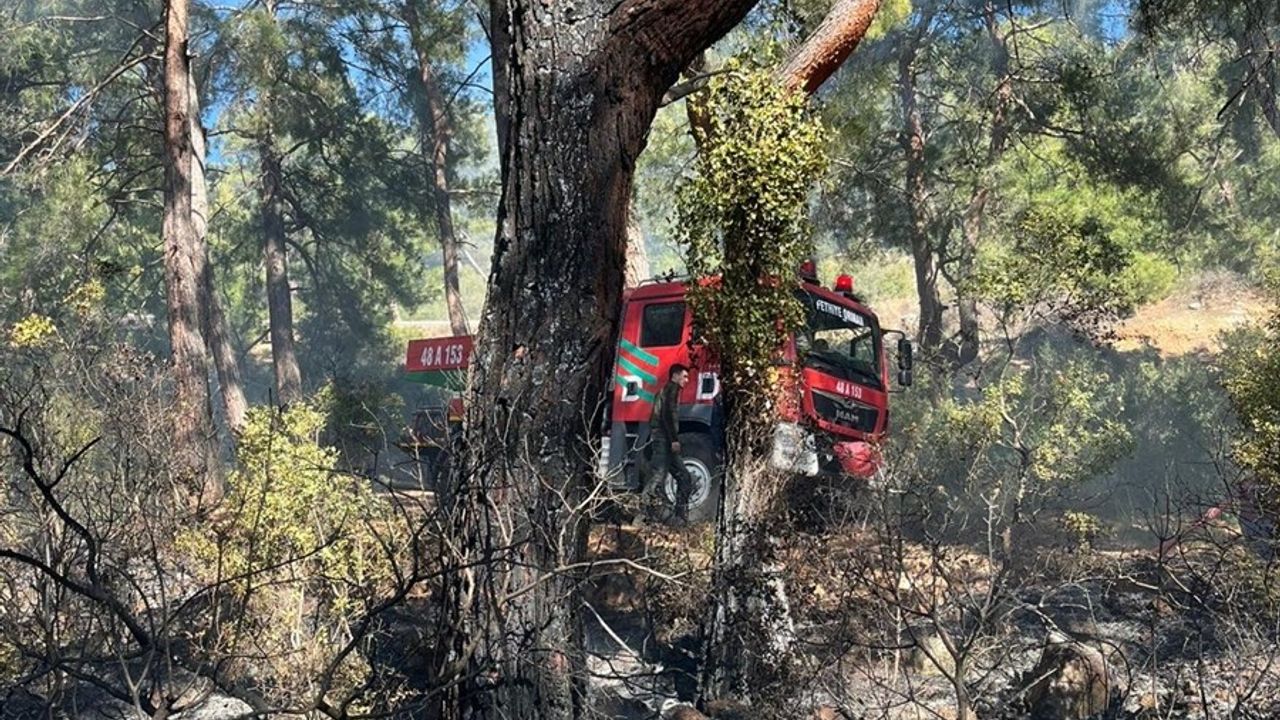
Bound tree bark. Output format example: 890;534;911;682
405;0;469;336
438;2;758;716
951;0;1013;369
776;0;883;95
189;73;248;435
898;25;944;359
623;200;650;287
204;275;247;433
699;2;885;703
162;0;218;500
701;439;798;705
489;1;511;160
686;52;715;145
260;138;303;406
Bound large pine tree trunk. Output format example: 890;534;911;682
204;275;248;432
260;138;303;406
436;2;758;716
406;0;469;335
189;73;248;434
162;0;217;499
457;48;654;720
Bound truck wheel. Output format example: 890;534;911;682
661;433;722;524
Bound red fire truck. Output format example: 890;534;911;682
401;264;913;521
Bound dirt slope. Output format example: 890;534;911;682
1113;275;1268;357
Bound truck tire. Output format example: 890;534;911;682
660;433;722;524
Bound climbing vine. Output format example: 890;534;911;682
677;62;829;705
677;61;828;448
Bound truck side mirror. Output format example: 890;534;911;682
897;337;914;371
898;368;913;388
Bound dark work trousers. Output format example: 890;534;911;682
646;430;694;519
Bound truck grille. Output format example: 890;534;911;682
811;390;879;434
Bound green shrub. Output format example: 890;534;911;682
1220;278;1280;520
1124;251;1178;304
180;402;392;605
821;251;915;305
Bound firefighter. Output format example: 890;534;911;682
643;363;694;522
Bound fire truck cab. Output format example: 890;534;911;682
599;268;911;521
400;268;912;522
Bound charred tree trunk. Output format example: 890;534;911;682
489;1;511;159
437;2;758;716
700;3;884;705
189;73;247;434
260;138;303;406
701;404;798;704
162;0;217;499
405;0;469;336
455;43;662;720
898;31;944;359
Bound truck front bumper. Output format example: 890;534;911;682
770;422;880;480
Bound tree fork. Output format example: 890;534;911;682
440;1;760;716
696;4;885;704
897;16;945;363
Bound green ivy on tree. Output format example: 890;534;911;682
676;60;828;706
678;61;827;451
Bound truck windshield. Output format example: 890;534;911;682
797;290;881;389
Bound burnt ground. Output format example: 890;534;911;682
582;520;1280;719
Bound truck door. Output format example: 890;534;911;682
614;297;690;420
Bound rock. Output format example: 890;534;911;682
664;704;709;720
77;693;254;720
174;695;255;720
908;632;956;677
1025;633;1114;719
703;699;752;719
